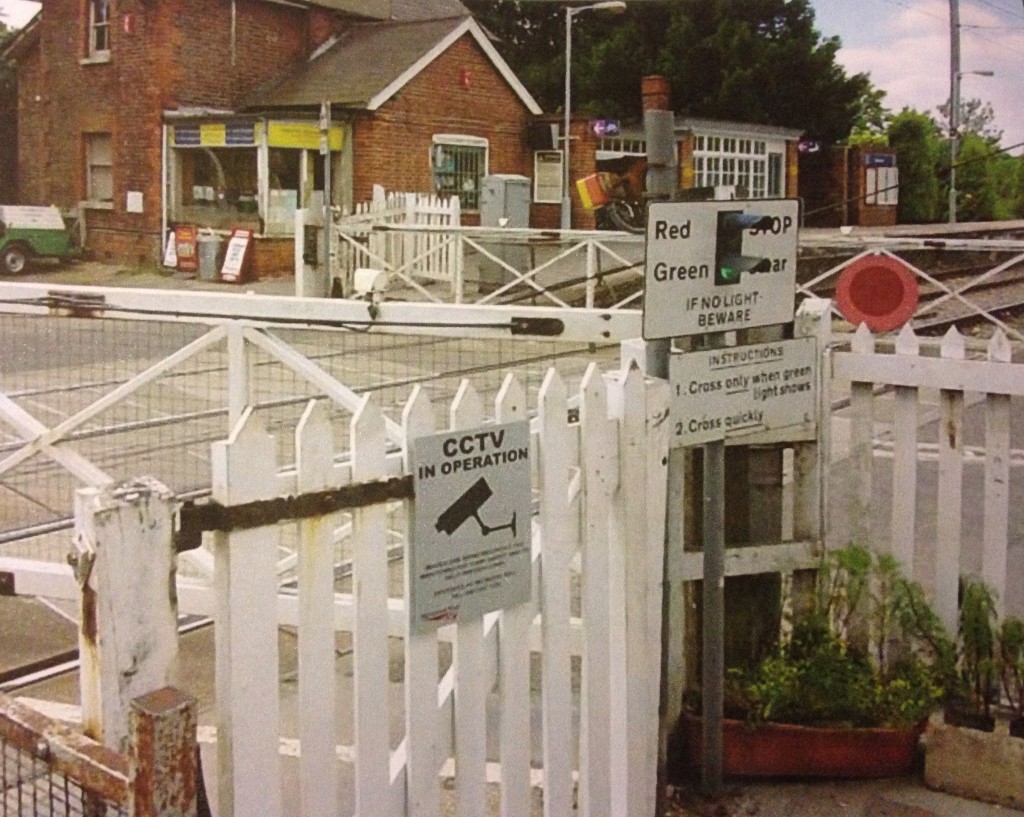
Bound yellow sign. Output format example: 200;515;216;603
200;123;226;146
267;121;343;151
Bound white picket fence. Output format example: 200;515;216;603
832;324;1024;626
330;188;463;297
68;360;668;817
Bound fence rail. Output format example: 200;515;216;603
1;687;198;817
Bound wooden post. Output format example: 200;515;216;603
75;478;179;752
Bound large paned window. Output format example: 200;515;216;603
85;132;113;203
431;135;487;210
693;134;784;199
173;146;260;231
88;0;111;59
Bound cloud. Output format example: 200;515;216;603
830;0;1024;149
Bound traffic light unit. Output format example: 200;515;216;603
714;211;774;286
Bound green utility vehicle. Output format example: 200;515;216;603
0;205;75;274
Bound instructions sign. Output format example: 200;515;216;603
669;337;817;447
410;421;532;630
644;199;800;339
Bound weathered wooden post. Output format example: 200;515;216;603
74;477;180;752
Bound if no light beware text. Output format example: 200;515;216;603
643;199;800;340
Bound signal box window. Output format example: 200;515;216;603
431;135;487;210
88;0;111;60
85;133;113;204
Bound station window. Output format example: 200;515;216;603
692;133;784;198
431;135;487;210
88;0;111;59
85;132;113;203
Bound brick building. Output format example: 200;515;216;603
4;0;543;273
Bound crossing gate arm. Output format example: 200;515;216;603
0;282;642;343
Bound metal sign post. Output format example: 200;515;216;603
642;197;803;795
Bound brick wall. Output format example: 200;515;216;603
14;0;339;264
351;34;533;214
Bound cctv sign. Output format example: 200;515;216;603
643;199;800;339
409;420;532;630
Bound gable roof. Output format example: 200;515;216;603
242;16;541;115
299;0;468;20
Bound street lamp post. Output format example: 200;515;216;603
561;1;626;231
948;69;994;224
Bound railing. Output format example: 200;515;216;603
1;687;199;817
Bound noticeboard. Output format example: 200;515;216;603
643;199;800;340
409;421;532;630
220;229;253;283
174;225;198;273
668;337;817;447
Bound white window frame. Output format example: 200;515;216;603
691;133;787;199
85;132;114;205
88;0;111;60
431;134;488;211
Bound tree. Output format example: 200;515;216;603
465;0;876;144
886;109;943;224
937;96;1003;144
0;14;17;202
847;86;891;147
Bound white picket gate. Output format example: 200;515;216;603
329;189;462;297
831;324;1024;627
203;361;667;817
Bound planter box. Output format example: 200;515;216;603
924;711;1024;809
681;712;923;778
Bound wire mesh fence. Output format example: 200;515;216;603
0;311;618;555
1;735;125;817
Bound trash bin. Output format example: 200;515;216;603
197;234;223;281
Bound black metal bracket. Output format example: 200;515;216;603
174;475;414;552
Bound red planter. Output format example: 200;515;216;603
681;712;924;778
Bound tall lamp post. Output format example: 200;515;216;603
561;1;626;230
948;68;994;224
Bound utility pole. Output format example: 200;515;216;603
949;0;961;224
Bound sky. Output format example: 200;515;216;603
2;0;1022;148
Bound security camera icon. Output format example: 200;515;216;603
435;477;517;538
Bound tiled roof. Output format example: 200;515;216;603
242;17;467;110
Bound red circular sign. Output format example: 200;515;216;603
835;256;918;332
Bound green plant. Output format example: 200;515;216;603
714;544;944;730
998;616;1024;723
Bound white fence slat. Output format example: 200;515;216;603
495;375;533;817
295;401;339;817
891;326;920;574
211;410;283;817
449;380;488;817
642;375;670;817
402;386;441;817
489;376;532;817
936;328;966;634
351;394;392;814
611;362;655;815
983;330;1011;613
538;368;575;817
848;325;876;547
578;365;613;817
